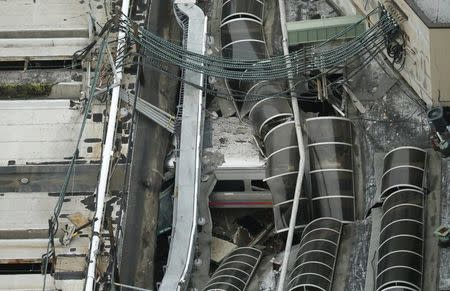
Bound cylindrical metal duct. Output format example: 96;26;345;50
287;218;343;291
203;247;262;291
220;0;309;234
306;117;356;222
381;146;426;198
376;189;425;291
222;0;264;24
249;97;293;138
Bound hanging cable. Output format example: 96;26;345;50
42;32;110;291
103;6;399;81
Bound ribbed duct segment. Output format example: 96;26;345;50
375;146;426;291
249;97;293;137
306;117;356;222
220;0;309;234
248;98;310;233
381;147;426;198
287;218;343;291
222;0;264;23
220;5;268;107
203;247;262;291
376;189;425;291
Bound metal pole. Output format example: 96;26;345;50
276;0;306;290
84;0;130;290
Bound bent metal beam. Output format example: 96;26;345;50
158;2;207;290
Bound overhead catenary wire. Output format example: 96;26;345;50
77;6;400;106
111;7;399;81
119;33;388;104
45;5;405;288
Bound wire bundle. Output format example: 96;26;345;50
114;7;399;81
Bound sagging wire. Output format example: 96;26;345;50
119;33;387;105
73;15;119;61
108;6;399;81
49;4;411;288
380;6;407;70
68;5;401;106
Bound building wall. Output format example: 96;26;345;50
329;0;357;15
429;28;450;103
393;0;433;105
331;0;437;105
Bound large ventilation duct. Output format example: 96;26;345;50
220;0;310;234
376;189;424;291
375;146;426;291
221;0;270;117
381;147;426;198
249;98;310;233
203;247;262;291
306;117;356;222
221;0;264;23
287;218;343;291
220;0;265;62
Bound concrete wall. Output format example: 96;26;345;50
393;0;433;105
330;0;448;105
430;28;450;103
328;0;357;15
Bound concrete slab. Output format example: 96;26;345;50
439;157;450;290
0;164;126;194
0;100;106;165
205;116;264;169
0;0;110;60
0;192;92;235
0;0;90;34
408;0;450;24
0;44;91;61
364;150;441;291
0;238;90;263
352;124;367;218
333;223;356;291
0;274;84;291
373;152;385;204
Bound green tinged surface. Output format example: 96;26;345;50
0;83;52;98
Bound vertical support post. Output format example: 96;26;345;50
276;0;307;290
